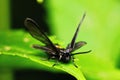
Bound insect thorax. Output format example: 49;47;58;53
58;49;71;63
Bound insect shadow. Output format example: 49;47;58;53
24;13;91;68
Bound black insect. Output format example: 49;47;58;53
24;13;91;68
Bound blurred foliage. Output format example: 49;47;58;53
46;0;120;80
0;0;120;80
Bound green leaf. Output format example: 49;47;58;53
0;30;86;80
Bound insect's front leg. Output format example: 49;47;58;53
40;53;54;61
52;53;62;67
51;54;59;67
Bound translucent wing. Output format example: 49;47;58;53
67;13;86;50
24;18;59;53
67;41;87;52
33;44;56;55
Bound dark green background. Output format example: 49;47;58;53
0;0;120;80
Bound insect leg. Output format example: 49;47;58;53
71;56;78;68
52;60;58;67
52;53;63;67
40;55;51;61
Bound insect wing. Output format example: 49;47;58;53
24;18;59;53
33;44;56;55
67;41;87;52
67;13;86;50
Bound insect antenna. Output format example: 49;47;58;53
71;50;91;56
